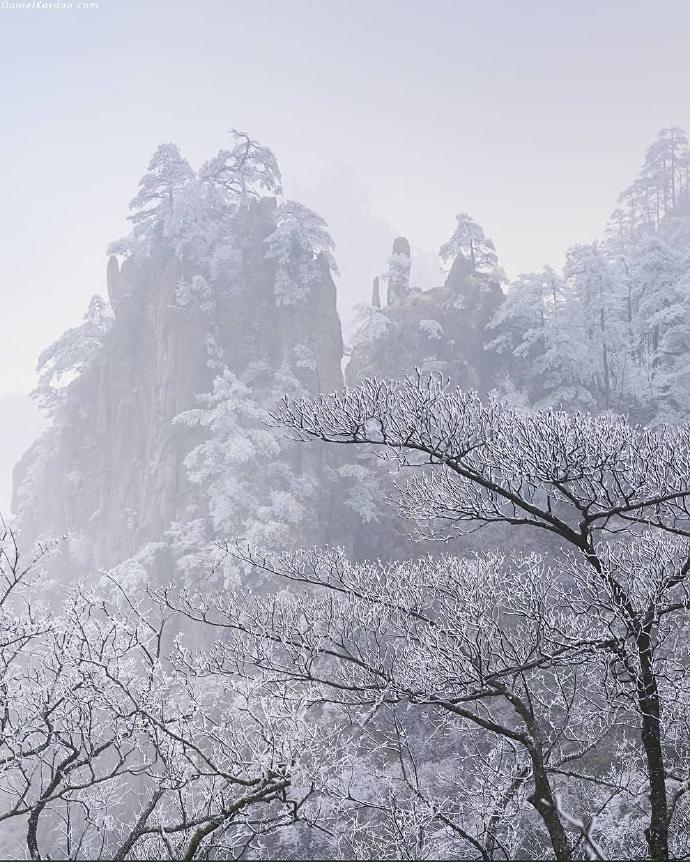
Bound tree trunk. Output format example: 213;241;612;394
527;748;572;862
599;299;610;410
637;636;669;861
602;340;610;409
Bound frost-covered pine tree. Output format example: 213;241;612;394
608;126;690;243
199;129;282;209
439;211;505;280
561;242;628;412
173;361;329;583
32;295;113;416
631;236;690;421
265;200;338;306
127;142;194;231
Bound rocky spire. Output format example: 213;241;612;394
386;237;411;305
371;276;381;308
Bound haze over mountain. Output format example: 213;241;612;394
3;0;690;397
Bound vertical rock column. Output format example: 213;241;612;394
386;236;411;305
371;276;381;308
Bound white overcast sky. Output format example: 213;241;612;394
2;0;690;395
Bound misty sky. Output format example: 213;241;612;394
2;0;690;397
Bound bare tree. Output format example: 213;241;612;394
0;528;324;860
165;547;639;860
255;373;690;861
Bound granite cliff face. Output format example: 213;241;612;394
13;197;344;577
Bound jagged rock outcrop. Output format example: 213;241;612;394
13;197;344;578
347;239;504;390
339;238;506;563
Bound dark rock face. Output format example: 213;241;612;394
13;198;344;576
347;241;504;391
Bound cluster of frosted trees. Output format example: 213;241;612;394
492;129;690;423
609;127;690;237
0;523;327;859
5;377;690;858
490;237;690;421
107;132;334;302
